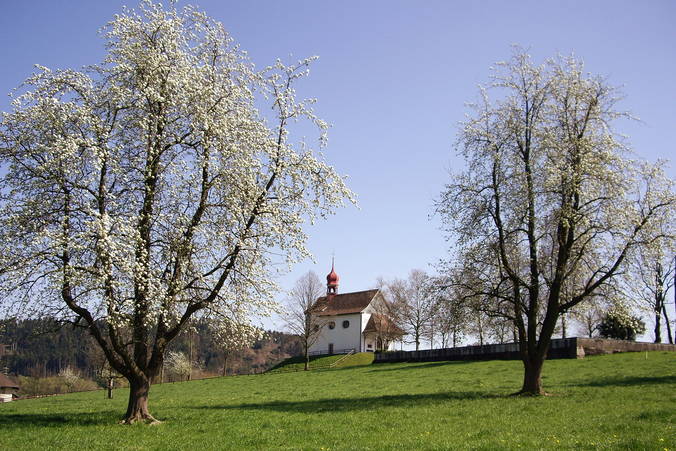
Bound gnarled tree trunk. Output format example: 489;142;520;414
123;376;159;424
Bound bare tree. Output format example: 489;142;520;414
369;298;405;351
485;314;514;344
572;303;605;338
371;277;406;350
620;243;676;343
440;254;516;347
384;270;438;351
431;285;470;348
283;271;326;370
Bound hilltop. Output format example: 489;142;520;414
268;352;375;372
0;352;674;449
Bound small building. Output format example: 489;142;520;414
0;373;19;401
0;343;15;358
308;264;404;355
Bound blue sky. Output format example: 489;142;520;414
1;1;674;331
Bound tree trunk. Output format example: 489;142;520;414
654;307;662;343
222;355;228;377
188;328;193;381
123;377;159;424
304;352;309;371
429;322;434;350
662;303;673;344
477;315;484;346
519;358;545;395
654;263;664;343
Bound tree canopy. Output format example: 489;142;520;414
437;49;675;394
0;1;352;423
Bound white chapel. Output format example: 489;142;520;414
307;264;404;355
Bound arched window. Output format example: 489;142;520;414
342;320;350;329
328;321;336;330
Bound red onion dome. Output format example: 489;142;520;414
327;266;339;285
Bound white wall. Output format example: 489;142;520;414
364;333;376;352
309;313;363;354
363;332;399;352
307;292;398;355
360;312;371;352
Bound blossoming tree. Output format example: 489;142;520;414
0;2;352;423
620;240;675;343
210;314;263;376
437;49;675;395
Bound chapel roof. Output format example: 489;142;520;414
363;314;406;336
0;373;19;390
310;289;379;316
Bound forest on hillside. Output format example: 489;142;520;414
0;317;301;380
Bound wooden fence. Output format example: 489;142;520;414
373;337;676;364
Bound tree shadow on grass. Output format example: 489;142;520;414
634;408;673;421
571;375;676;388
368;361;474;373
197;391;505;414
0;410;119;429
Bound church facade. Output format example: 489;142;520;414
307;264;404;355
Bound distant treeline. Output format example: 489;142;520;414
0;317;301;378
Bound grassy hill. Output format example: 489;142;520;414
1;352;674;450
268;352;375;372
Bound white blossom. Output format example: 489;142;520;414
0;1;354;422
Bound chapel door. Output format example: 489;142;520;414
328;343;334;355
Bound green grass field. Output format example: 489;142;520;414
268;352;375;372
1;352;674;450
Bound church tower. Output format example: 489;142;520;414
326;258;339;299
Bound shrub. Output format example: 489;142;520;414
17;375;99;397
598;306;646;341
59;367;80;392
165;351;193;382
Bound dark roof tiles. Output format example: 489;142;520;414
0;373;19;389
310;289;379;316
363;314;405;336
